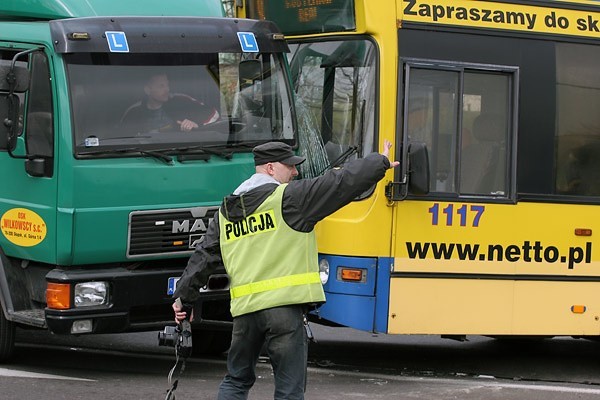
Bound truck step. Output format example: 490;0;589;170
11;309;46;328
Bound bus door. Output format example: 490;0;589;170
390;59;518;335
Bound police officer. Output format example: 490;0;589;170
173;140;398;400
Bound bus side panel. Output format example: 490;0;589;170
374;257;392;333
388;277;514;335
391;201;600;335
513;281;600;335
388;278;600;335
316;255;378;332
314;256;392;333
317;293;375;332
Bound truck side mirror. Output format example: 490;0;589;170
0;64;30;151
0;93;22;151
0;64;30;92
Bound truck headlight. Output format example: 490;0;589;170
74;282;108;307
319;258;330;285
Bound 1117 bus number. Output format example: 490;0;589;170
428;203;485;227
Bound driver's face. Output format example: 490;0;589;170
145;74;171;104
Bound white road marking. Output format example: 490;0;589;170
304;367;600;395
0;367;95;381
194;356;600;395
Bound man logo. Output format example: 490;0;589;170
171;207;214;234
172;218;210;234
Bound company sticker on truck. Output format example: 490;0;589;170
1;208;47;247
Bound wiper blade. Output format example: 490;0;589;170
79;147;173;164
170;145;233;160
318;146;359;175
137;149;173;164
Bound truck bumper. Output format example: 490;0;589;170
45;265;231;334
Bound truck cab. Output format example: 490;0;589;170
0;0;297;359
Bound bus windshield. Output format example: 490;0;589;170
290;39;376;169
66;52;295;156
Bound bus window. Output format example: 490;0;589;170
461;73;509;196
404;62;514;198
406;68;459;193
555;43;600;196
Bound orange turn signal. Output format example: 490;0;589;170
571;305;586;314
575;228;592;237
173;241;184;246
46;282;71;309
340;268;364;282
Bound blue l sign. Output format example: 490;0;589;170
105;31;129;53
237;32;259;53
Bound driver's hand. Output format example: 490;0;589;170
177;119;199;132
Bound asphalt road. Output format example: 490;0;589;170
1;324;600;399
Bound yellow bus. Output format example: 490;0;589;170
238;0;600;339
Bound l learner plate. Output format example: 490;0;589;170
167;277;180;295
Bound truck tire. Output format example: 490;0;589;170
192;330;232;356
0;309;15;362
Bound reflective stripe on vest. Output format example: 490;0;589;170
230;272;321;299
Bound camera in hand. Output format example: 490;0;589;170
158;319;193;358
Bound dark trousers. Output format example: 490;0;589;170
217;305;308;400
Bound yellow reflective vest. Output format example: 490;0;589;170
219;184;325;317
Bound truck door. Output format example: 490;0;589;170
0;47;57;264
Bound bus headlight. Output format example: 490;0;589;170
319;258;330;285
74;282;108;307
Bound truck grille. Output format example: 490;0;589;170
128;206;218;258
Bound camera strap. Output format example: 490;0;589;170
164;349;187;400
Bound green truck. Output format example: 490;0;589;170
0;0;297;360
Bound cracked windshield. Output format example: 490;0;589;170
289;39;376;178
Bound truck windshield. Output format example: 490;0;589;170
66;52;295;156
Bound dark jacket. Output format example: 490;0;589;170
174;152;391;304
121;94;215;134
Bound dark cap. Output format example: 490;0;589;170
253;142;306;166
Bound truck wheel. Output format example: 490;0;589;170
0;310;15;362
192;330;232;356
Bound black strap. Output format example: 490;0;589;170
164;350;187;400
